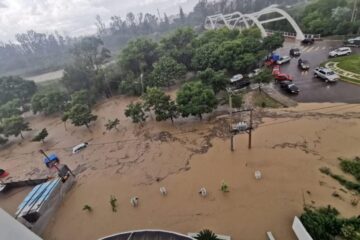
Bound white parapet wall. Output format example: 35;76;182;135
0;208;42;240
292;216;313;240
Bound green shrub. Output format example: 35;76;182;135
339;157;360;181
232;94;243;108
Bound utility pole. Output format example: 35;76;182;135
248;109;253;149
229;108;254;152
228;89;234;151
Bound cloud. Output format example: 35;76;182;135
0;0;197;42
0;1;7;8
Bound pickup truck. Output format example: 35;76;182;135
313;67;340;82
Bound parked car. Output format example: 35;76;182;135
344;37;360;47
275;73;293;81
298;59;310;70
290;48;301;57
272;65;280;76
247;68;261;78
314;67;340;82
328;47;352;57
72;142;89;154
272;65;293;81
229;74;250;90
301;38;315;45
276;56;291;65
280;81;299;94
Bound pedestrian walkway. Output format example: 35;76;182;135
262;85;298;107
325;62;360;84
299;45;329;53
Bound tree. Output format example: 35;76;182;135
179;7;186;24
154;99;178;124
0;136;8;145
105;118;120;132
142;87;178;124
119;38;159;76
66;104;98;131
300;206;360;240
63;37;110;96
62;65;93;93
0;99;21;119
61;113;69;130
69;90;94;107
0;76;37;106
95;15;107;36
150;56;186;87
160;28;195;69
252;68;273;91
198;68;228;94
32;128;48;143
195;229;220;240
1;116;31;139
192;42;219;70
31;91;68;115
70;36;111;71
142;87;165;112
124;102;147;124
262;33;284;54
176;82;218;120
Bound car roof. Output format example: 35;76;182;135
337;47;350;50
319;68;334;73
230;74;243;82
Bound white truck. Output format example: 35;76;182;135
313;67;340;83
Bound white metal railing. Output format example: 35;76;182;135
265;29;321;39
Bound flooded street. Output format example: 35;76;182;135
277;40;360;103
0;96;359;240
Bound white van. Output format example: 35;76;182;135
72;142;88;154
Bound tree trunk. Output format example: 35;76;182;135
170;117;174;125
64;122;67;131
20;132;24;139
199;113;203;121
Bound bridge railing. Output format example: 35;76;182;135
266;29;321;40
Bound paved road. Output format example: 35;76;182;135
275;39;360;103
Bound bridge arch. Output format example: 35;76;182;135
205;5;305;40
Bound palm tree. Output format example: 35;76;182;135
195;229;220;240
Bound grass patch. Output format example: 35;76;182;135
322;54;360;85
253;91;282;108
339;157;360;181
319;157;360;194
232;94;243;108
336;54;360;75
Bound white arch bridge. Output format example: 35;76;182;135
205;5;319;40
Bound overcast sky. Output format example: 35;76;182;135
0;0;198;42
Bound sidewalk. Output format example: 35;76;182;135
261;84;298;107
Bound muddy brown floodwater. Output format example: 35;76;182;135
0;96;359;240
